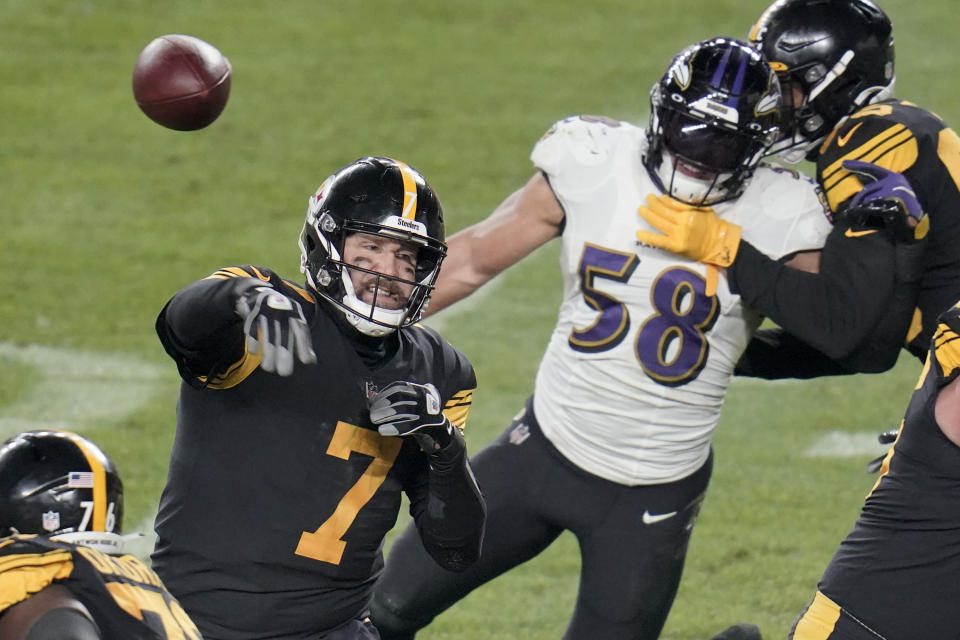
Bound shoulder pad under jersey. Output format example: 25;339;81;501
730;163;833;258
531;115;637;177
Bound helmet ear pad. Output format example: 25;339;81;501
644;38;782;205
299;157;447;336
0;430;124;537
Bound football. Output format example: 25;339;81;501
132;34;231;131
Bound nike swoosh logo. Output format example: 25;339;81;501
777;36;830;53
844;228;879;238
837;123;863;147
642;510;677;525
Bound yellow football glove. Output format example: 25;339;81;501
636;194;742;268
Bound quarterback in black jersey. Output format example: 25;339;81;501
0;430;201;640
152;157;485;640
639;0;960;379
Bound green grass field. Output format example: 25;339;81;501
2;1;957;638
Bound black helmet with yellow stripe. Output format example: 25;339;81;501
299;157;447;336
0;430;123;546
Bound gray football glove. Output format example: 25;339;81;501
235;280;317;376
369;381;454;451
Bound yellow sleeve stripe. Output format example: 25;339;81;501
934;323;960;379
199;346;263;390
821;124;912;183
205;266;271;281
792;591;842;640
285;281;316;304
820;126;919;210
443;389;474;430
0;550;74;610
206;267;251;280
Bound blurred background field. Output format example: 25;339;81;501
2;1;956;637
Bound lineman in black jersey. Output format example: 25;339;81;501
0;429;201;640
639;0;960;379
152;157;485;640
787;302;960;639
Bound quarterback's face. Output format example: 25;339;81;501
343;233;417;310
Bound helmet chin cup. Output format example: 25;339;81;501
343;305;402;337
339;268;405;337
655;152;728;206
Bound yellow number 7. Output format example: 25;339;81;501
295;421;403;564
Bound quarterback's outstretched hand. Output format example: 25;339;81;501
842;159;928;242
369;381;454;451
234;280;317;376
636;194;742;267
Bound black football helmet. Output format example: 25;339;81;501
0;430;124;550
749;0;895;162
644;37;782;206
299;157;446;336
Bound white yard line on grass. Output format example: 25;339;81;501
802;430;890;459
0;341;166;440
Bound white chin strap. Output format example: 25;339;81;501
655;151;731;205
340;269;406;337
769;133;819;164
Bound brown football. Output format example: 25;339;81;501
132;34;231;131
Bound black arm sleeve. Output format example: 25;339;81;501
735;328;857;379
0;585;101;640
727;225;899;362
25;609;102;640
407;428;486;572
155;276;251;384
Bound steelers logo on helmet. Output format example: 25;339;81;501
0;430;125;553
644;37;782;206
299;157;447;336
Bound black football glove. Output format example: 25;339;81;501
234;279;317;376
369;381;455;451
865;428;900;473
842;159;928;243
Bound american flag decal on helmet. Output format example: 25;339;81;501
68;471;95;488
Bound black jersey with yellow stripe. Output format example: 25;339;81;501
153;265;477;639
0;535;200;639
815;303;960;639
816;100;960;357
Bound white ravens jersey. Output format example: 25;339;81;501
531;115;832;485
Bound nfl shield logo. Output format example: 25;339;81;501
42;511;61;532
